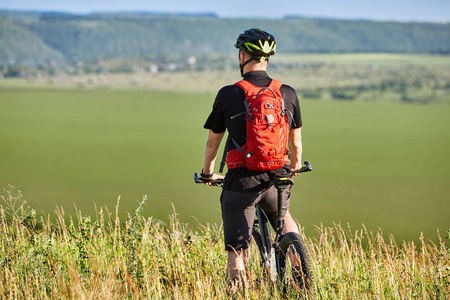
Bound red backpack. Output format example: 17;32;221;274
224;79;290;171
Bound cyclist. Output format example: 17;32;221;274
200;28;303;290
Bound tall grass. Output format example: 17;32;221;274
1;185;449;299
311;224;449;299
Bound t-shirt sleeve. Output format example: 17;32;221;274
204;88;227;133
281;84;302;128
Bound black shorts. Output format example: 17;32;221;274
220;186;291;251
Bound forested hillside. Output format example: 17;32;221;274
1;10;449;63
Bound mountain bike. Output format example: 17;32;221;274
194;161;314;298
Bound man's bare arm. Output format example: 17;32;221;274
288;127;303;173
202;130;225;180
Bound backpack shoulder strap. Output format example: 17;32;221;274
219;133;244;173
219;134;232;173
235;79;282;88
234;79;253;91
266;79;285;112
268;79;282;89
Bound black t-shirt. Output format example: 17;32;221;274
204;71;302;192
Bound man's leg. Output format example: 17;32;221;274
221;190;259;292
282;210;302;267
259;188;298;234
227;248;250;291
283;210;299;234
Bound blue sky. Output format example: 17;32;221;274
0;0;449;23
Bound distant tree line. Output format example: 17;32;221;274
0;10;449;64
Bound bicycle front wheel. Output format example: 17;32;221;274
277;232;314;297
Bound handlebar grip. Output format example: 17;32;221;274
193;173;224;186
292;161;312;174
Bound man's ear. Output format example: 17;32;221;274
239;51;246;64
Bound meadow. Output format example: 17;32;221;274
1;86;449;245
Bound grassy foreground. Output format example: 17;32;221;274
1;186;449;299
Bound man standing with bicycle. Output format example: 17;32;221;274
200;28;303;291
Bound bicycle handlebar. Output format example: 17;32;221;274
194;161;312;187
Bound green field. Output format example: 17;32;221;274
1;87;449;245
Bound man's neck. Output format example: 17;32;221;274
244;62;268;73
244;70;267;77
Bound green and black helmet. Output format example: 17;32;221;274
235;28;276;76
235;28;276;59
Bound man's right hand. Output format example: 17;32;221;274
201;173;225;186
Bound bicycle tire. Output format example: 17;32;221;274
277;232;314;297
252;225;277;282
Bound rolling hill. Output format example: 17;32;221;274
1;10;449;63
